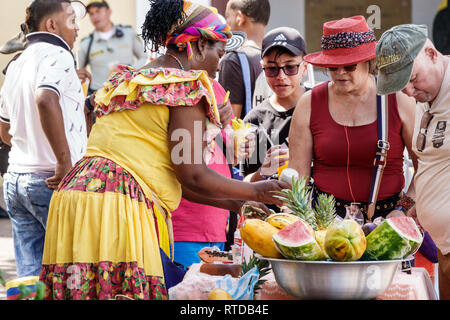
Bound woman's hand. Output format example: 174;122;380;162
386;209;406;219
239;201;272;219
252;180;290;206
260;145;289;177
218;100;233;127
234;132;256;163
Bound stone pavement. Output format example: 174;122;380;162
0;216;16;300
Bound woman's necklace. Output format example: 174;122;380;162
166;52;185;71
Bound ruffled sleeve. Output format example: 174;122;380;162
94;65;222;127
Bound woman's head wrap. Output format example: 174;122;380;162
166;1;232;59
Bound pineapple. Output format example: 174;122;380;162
241;254;271;297
314;193;337;230
274;176;316;229
314;193;337;257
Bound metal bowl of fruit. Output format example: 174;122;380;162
257;255;411;300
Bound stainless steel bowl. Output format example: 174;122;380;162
258;255;405;300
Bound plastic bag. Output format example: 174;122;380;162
168;263;260;300
168;263;240;300
216;266;259;300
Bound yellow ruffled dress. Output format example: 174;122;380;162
39;66;221;300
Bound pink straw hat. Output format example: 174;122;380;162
305;15;377;68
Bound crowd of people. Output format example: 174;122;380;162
0;0;448;300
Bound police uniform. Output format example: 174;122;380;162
78;24;148;92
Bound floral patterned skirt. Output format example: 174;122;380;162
39;156;169;300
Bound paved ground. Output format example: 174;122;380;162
0;216;16;300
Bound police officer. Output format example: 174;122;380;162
77;0;148;94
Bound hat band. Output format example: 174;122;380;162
321;30;376;50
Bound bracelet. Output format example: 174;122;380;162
395;205;407;214
259;167;272;180
396;195;415;212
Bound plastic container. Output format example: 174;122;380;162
6;276;39;300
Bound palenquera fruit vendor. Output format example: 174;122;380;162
287;15;418;221
39;0;288;300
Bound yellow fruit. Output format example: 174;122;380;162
266;213;301;230
240;219;283;258
314;229;329;259
208;288;233;300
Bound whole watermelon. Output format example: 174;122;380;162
324;220;367;261
363;216;423;260
272;219;326;261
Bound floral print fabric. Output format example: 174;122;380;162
39;156;168;300
94;65;221;127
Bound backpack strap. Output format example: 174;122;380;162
83;33;95;68
236;52;252;117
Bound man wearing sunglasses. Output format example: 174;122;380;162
242;27;307;185
377;24;450;300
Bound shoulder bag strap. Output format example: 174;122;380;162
236;52;252;117
367;94;390;221
83;33;95;68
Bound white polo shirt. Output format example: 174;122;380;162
0;32;87;173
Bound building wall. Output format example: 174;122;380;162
0;0;137;85
0;0;443;86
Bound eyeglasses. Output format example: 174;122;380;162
327;64;358;72
263;61;304;77
416;110;434;152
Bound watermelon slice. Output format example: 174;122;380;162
363;216;423;260
272;219;326;261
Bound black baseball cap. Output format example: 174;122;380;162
261;27;307;58
86;0;109;10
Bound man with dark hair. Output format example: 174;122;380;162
77;0;148;94
0;0;88;277
219;0;271;119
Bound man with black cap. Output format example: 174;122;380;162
242;27;308;183
77;0;148;95
376;24;450;299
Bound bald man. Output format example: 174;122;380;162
377;24;450;299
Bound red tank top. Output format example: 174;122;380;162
310;82;405;202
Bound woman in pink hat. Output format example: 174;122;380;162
288;16;418;222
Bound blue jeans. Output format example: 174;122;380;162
174;241;225;270
3;172;54;277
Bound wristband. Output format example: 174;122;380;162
259;167;272;180
395;205;407;214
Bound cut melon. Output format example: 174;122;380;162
272;219;326;261
364;216;423;260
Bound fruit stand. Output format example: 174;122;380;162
169;176;436;300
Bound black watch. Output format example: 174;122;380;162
85;95;94;111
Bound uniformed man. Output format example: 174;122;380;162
77;0;148;94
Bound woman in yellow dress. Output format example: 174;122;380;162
39;0;288;300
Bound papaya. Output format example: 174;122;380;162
240;219;283;258
266;212;301;230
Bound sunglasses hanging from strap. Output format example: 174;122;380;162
367;94;390;221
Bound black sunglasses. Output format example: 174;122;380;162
327;64;358;72
416;110;434;152
263;62;304;78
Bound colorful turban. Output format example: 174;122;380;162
166;1;232;59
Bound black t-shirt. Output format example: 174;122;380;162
242;99;295;177
218;45;262;119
